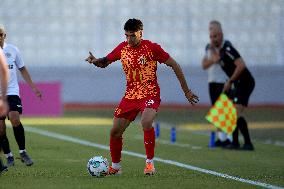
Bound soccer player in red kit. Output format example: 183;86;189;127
85;18;199;175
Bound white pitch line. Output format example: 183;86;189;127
23;126;283;189
264;140;284;147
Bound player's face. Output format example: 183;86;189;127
209;30;222;48
125;30;142;47
0;28;6;48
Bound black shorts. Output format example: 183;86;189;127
227;78;255;107
0;95;23;120
209;82;224;105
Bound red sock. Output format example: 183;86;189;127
110;136;122;163
144;127;155;159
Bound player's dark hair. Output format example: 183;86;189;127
124;18;143;32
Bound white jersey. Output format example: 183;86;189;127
2;42;24;96
205;41;227;83
207;63;227;83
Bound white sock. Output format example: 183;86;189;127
227;134;233;142
218;131;227;142
5;152;13;158
112;162;121;170
19;149;26;154
146;159;154;164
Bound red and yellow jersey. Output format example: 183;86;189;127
107;40;170;99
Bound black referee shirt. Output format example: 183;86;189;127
219;40;254;82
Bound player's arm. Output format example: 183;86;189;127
222;43;246;92
223;58;246;92
230;58;246;82
164;56;199;105
19;66;42;99
85;52;112;68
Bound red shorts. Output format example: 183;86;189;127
114;96;161;121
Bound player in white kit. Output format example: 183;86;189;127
0;25;42;167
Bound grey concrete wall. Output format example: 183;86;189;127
1;0;284;67
19;65;284;105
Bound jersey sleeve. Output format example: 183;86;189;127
225;41;241;61
106;42;126;62
14;46;25;69
151;43;170;63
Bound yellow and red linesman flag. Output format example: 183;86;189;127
205;93;237;134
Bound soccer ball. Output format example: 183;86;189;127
87;156;109;177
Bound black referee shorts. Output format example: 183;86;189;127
209;82;224;105
228;78;255;107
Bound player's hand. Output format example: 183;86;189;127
185;90;199;105
210;47;220;63
33;87;42;100
85;52;97;64
223;80;232;93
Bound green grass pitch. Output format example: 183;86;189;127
0;107;283;189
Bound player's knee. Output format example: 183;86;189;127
110;128;123;138
10;118;20;127
141;119;153;129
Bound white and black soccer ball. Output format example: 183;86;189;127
87;156;109;177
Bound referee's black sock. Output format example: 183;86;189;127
12;123;26;151
232;125;239;146
0;134;12;154
238;117;252;145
